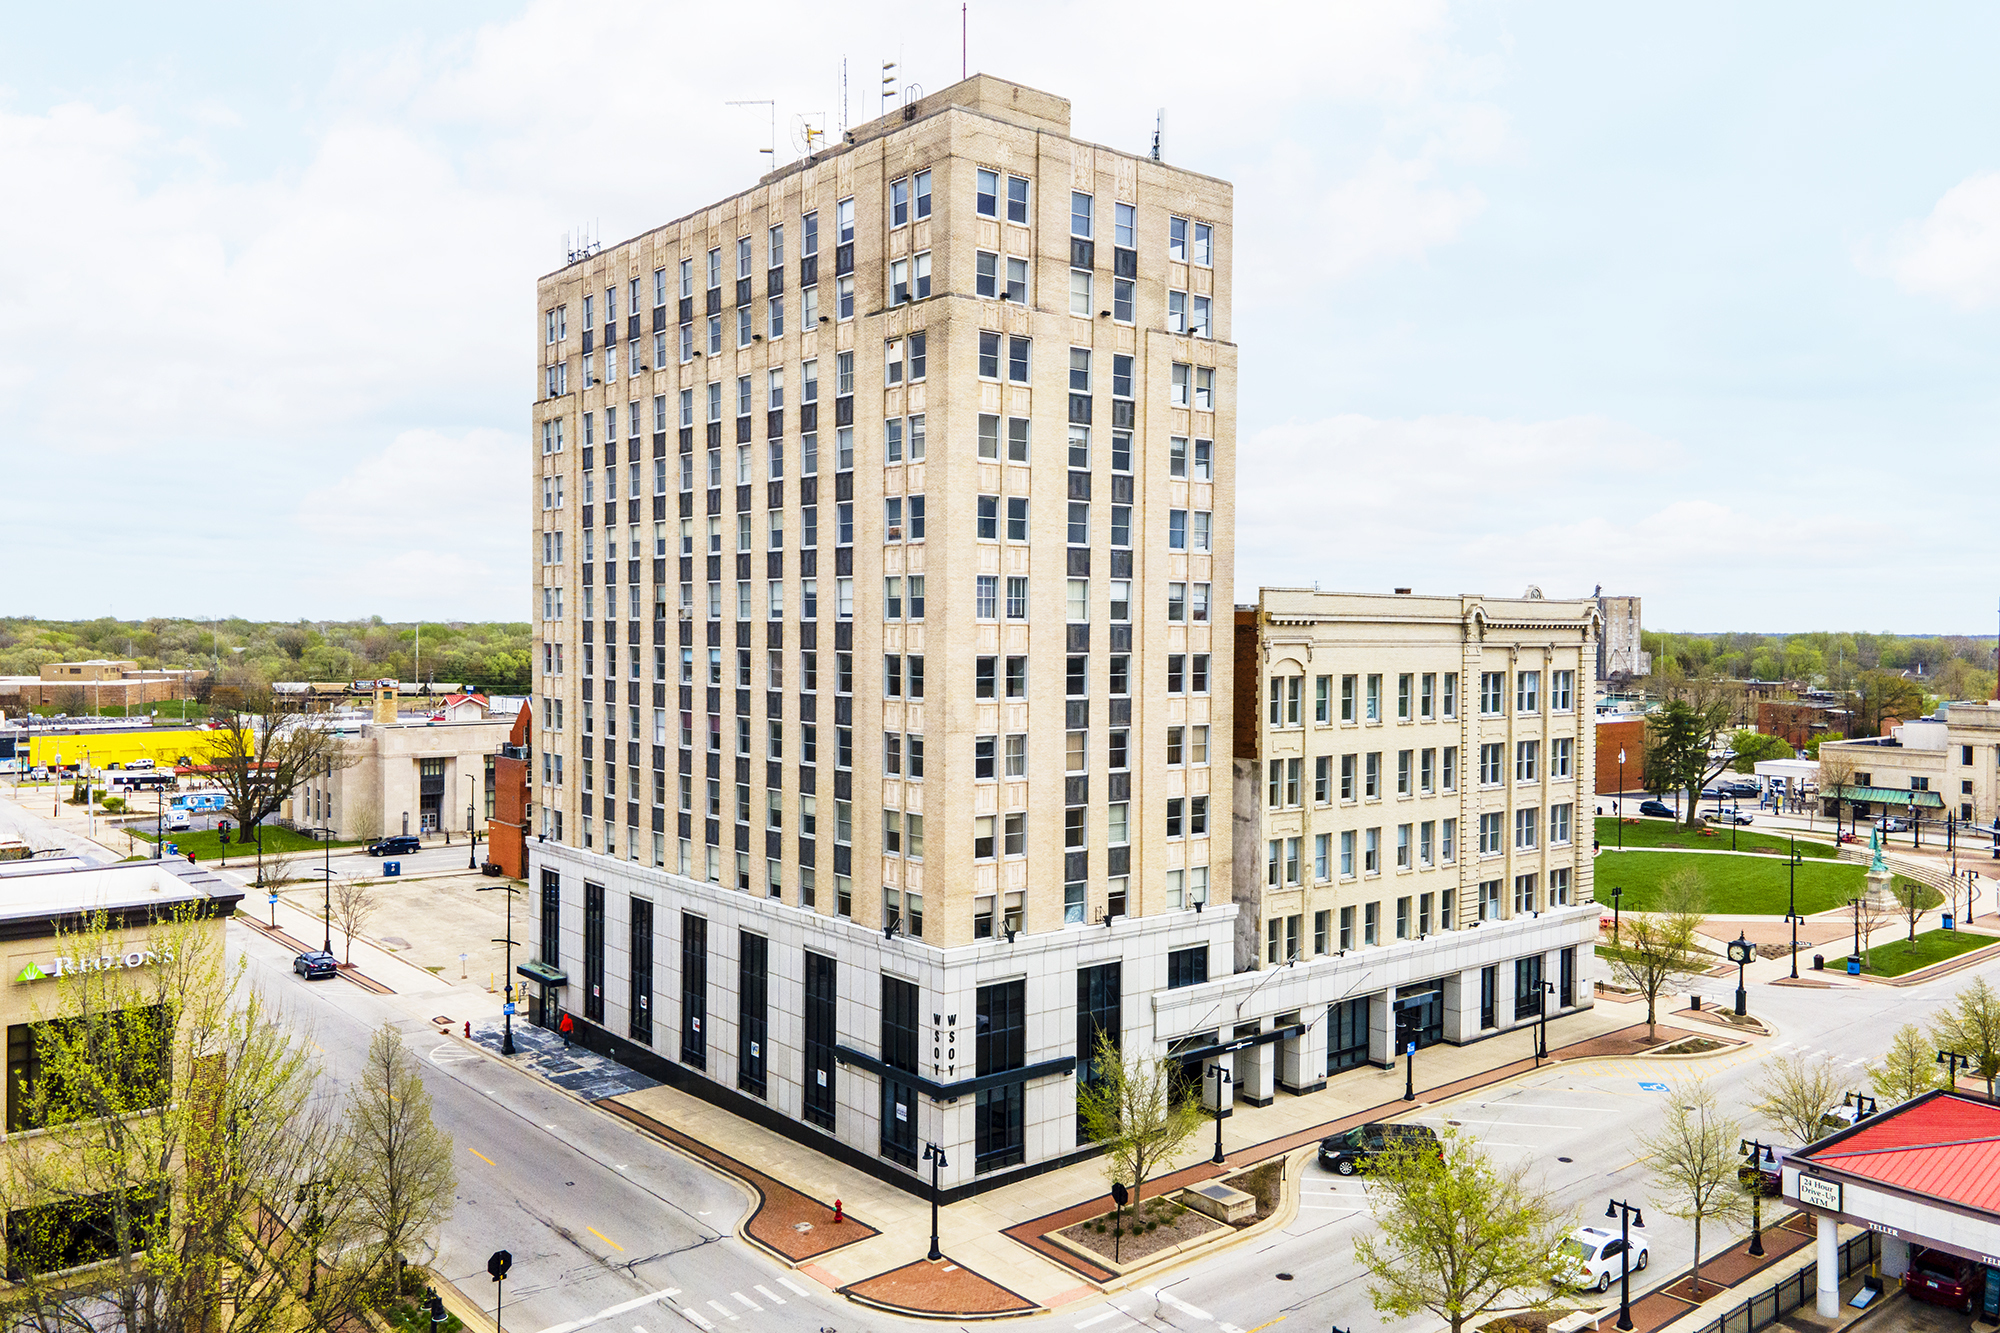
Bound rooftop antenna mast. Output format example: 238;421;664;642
962;3;968;80
840;57;849;135
881;60;897;115
726;99;777;165
1151;108;1166;161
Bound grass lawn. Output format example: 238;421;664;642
132;826;367;860
1594;817;1838;859
1861;928;1999;977
1598;850;1940;915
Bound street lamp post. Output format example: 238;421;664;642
1787;836;1802;978
321;822;334;955
1616;748;1627;848
1938;1049;1975;1096
1207;1065;1234;1164
921;1141;948;1261
1533;980;1555;1067
1611;886;1624;948
1605;1197;1645;1331
477;881;522;1056
466;774;479;870
1738;1139;1776;1256
1913;796;1923;850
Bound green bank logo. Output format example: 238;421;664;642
13;947;173;984
15;962;49;983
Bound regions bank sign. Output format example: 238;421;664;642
15;946;176;984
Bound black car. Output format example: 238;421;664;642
1319;1122;1440;1175
293;950;338;980
1638;799;1675;818
367;835;422;856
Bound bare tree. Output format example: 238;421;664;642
207;693;354;839
1895;878;1930;948
1640;1081;1750;1300
1850;893;1892;968
1607;866;1709;1035
330;880;378;965
1751;1052;1845;1145
1076;1032;1206;1206
336;1025;457;1298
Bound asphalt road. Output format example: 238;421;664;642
234;925;863;1333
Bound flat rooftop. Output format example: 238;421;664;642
0;861;239;927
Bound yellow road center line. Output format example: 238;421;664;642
1245;1317;1288;1333
468;1147;496;1166
587;1225;625;1252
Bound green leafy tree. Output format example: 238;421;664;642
1076;1032;1205;1206
1640;1081;1750;1299
1645;698;1735;826
0;906;368;1330
1728;729;1794;773
338;1025;458;1297
1870;1024;1943;1105
1930;977;2000;1099
1353;1129;1575;1333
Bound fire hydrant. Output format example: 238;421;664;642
833;1198;844;1223
463;1021;471;1039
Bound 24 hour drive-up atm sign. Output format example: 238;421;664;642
14;946;176;984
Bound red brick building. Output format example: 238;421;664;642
1595;716;1648;799
486;702;532;879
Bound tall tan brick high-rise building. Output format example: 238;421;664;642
526;76;1239;1191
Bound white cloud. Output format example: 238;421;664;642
1882;171;2000;308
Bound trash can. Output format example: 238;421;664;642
1689;994;1702;1011
1847;955;1862;976
1813;953;1825;970
384;860;402;877
1944;914;1957;931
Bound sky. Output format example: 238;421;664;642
4;2;1998;632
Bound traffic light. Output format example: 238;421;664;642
218;820;231;845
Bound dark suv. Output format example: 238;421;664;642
1638;800;1675;818
367;835;422;857
1319;1122;1440;1176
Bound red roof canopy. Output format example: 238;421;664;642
1800;1093;2000;1213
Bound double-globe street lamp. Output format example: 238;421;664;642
1605;1197;1645;1332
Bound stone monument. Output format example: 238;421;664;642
1865;826;1896;909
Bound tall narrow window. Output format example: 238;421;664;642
680;914;708;1069
738;932;768;1098
628;897;653;1044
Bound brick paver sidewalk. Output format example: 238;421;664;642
838;1256;1038;1319
599;1100;880;1264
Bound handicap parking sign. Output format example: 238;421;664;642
503;1001;516;1016
1639;1082;1669;1092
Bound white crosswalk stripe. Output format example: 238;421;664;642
676;1311;714;1332
777;1277;813;1298
704;1300;737;1322
728;1293;760;1312
753;1285;784;1305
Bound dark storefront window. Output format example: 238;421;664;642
539;869;560;965
738;932;768;1098
976;979;1026;1173
1327;996;1369;1076
1514;954;1545;1022
881;975;919;1167
681;914;708;1069
1076;963;1121;1144
1166;946;1208;989
629;898;653;1044
583;882;605;1023
1560;947;1576;1009
1480;965;1497;1029
803;951;837;1129
1396;979;1445;1049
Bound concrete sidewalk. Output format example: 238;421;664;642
567;1002;1737;1318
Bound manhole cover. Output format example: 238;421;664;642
1558;1156;1573;1163
1276;1272;1294;1281
1447;1120;1462;1126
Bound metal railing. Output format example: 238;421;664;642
1689;1229;1877;1333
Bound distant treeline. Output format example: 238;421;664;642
1645;629;1996;701
0;617;532;698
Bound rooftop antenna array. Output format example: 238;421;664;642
881;60;898;115
726;99;777;166
564;223;602;265
1151;108;1166;162
790;112;828;161
840;57;849;136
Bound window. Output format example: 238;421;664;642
1551;803;1572;845
976;576;997;619
1167;947;1208;989
1365;674;1382;721
1517;671;1540;714
1006;256;1028;302
1516;740;1539;783
1168;290;1188;333
1007;496;1029;541
1006;174;1029;223
1479;812;1502;856
1066;578;1089;622
1480;743;1503;786
1480;672;1504;715
1514;807;1539;850
1070;268;1092;316
1008;336;1031;382
977;168;998;217
1195;367;1215;410
1551;669;1574;712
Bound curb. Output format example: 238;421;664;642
1093;1146;1312;1294
835;1264;1044;1322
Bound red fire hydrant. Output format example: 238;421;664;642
833;1198;844;1224
463;1021;471;1039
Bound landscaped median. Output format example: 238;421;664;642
1855;926;2000;978
1595;849;1936;916
1594;817;1839;859
1044;1154;1300;1284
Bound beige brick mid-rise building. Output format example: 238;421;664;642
1225;589;1601;1089
526;76;1239;1192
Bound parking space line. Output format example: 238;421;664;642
676;1311;714;1332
